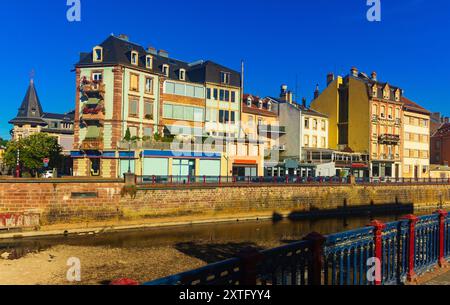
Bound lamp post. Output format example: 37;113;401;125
15;148;20;178
128;139;132;174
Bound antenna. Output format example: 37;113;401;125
295;74;299;102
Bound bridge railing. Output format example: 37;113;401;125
144;211;450;286
136;175;450;186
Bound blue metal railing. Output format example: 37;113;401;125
137;175;449;186
144;212;450;286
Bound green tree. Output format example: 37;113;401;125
4;133;62;177
0;138;8;147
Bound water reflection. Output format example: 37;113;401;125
0;211;419;260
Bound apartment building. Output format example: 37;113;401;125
402;97;430;178
311;68;403;179
72;34;262;178
431;123;450;166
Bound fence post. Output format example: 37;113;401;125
403;214;418;283
238;247;263;285
437;210;448;268
303;232;326;285
369;220;386;285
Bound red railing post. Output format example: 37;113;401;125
403;214;418;283
369;220;386;285
203;175;206;185
303;232;326;285
238;247;263;285
218;176;222;185
286;175;289;184
437;210;448;268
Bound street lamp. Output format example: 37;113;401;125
128;139;132;174
15;148;20;178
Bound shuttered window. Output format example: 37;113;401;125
130;74;139;91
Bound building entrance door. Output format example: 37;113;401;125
414;166;419;179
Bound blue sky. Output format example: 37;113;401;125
0;0;449;139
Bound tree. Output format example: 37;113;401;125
4;133;62;177
0;138;8;147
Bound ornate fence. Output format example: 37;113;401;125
144;211;449;286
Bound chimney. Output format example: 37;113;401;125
118;34;129;41
371;71;377;81
280;85;287;102
158;49;169;58
326;73;335;85
302;97;307;108
286;91;293;104
445;117;449;124
147;46;157;55
350;67;358;77
314;84;319;100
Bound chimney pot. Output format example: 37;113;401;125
302;97;307;108
314;84;319;100
326;73;335;85
371;71;377;81
350;67;358;77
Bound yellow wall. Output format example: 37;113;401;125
310;77;342;150
348;78;370;153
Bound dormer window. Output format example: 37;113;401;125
246;97;252;107
258;99;263;109
395;89;401;102
146;55;153;69
179;69;186;81
372;84;377;97
131;51;139;66
267;101;272;111
221;72;230;85
383;84;390;100
93;46;103;63
162;64;169;77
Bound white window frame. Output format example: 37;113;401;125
146;55;153;69
179;69;186;81
162;64;170;77
131;51;139;66
93;46;103;63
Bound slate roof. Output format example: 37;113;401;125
9;80;47;126
77;35;241;87
242;94;277;117
42;111;75;122
346;71;402;103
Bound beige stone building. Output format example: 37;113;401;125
402;97;430;178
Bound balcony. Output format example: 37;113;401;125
379;134;400;145
271;144;286;151
258;125;286;135
80;80;105;99
81;104;105;121
371;115;378;122
80;138;104;151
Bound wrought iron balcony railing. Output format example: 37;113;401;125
80;138;104;151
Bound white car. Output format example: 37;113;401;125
41;170;53;179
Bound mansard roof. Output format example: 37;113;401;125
77;35;241;87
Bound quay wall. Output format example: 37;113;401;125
0;179;449;226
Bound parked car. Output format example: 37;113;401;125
41;169;54;179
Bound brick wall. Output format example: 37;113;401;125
0;180;448;226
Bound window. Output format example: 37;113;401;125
304;119;309;129
213;89;218;100
144;100;153;119
163;103;204;122
312;136;318;148
380;106;385;118
388;107;393;119
220;72;230;84
129;99;139;117
162;64;169;76
247;97;252;107
304;135;309;147
144;128;153;138
313;119;318;130
321;137;326;148
131;51;139;65
146;55;153;69
206;88;211;99
145;77;154;94
92;72;103;82
219;90;225;101
225;90;230;102
230;111;236;123
179;69;186;81
93;46;103;62
321;120;326;131
130;73;139;92
129;126;138;138
164;81;204;98
231;91;236;103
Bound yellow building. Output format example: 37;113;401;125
430;165;450;179
402;97;431;179
312;68;404;178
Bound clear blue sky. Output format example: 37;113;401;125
0;0;449;139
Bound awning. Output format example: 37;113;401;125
352;163;369;169
233;160;257;165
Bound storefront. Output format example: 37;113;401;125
232;160;258;177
